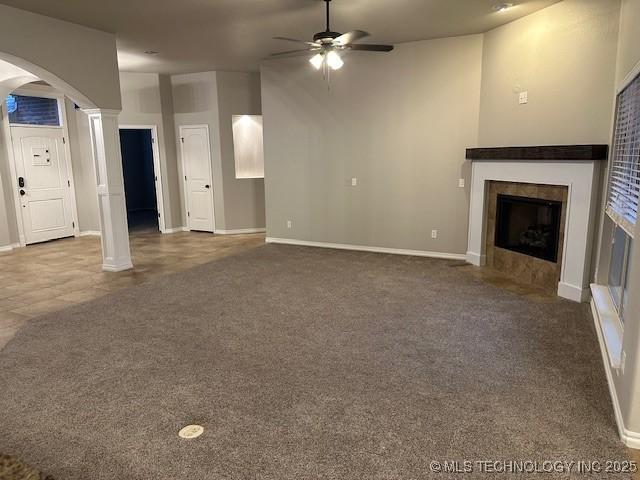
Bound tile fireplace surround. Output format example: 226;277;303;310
485;181;568;293
465;145;607;302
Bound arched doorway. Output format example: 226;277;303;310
0;53;133;271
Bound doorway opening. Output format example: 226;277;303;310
118;126;166;234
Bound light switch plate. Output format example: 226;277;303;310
458;178;465;188
351;178;357;186
287;220;292;229
519;91;528;104
431;230;438;239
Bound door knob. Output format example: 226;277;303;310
205;185;211;189
19;189;26;196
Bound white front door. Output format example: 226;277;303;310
180;125;215;232
11;126;75;244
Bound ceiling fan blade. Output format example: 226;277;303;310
270;48;318;58
273;37;320;47
334;30;370;46
346;44;394;52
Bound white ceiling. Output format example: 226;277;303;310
0;0;560;74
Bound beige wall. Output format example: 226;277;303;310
0;5;121;110
159;75;182;227
171;72;224;229
216;72;265;231
66;100;100;232
616;0;640;86
262;35;483;253
171;71;265;231
478;0;621;147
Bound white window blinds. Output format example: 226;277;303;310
607;73;640;237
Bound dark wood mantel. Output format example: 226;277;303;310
466;145;609;161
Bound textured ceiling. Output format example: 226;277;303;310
0;0;561;73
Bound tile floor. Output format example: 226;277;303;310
0;231;265;349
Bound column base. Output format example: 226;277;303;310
102;262;133;273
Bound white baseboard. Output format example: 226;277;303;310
164;227;188;234
79;230;101;237
0;242;21;252
590;296;640;450
466;251;486;266
557;281;590;303
266;237;467;261
216;228;266;235
102;262;134;272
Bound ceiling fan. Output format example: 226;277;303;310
270;0;394;72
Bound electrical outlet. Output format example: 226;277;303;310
458;178;465;188
287;220;292;229
519;91;528;104
351;177;358;187
431;229;438;239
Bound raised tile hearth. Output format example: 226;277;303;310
466;149;604;302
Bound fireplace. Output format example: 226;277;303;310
466;146;606;301
495;194;562;263
480;181;568;293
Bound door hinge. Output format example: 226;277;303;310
181;137;185;143
72;221;75;228
68;180;71;187
184;175;187;181
152;137;156;143
187;212;190;217
158;212;160;218
155;176;158;181
63;137;66;144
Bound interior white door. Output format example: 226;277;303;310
180;126;215;232
11;126;75;245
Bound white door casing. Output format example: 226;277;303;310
118;125;167;233
10;126;75;244
179;125;215;232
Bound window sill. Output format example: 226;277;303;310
590;284;623;370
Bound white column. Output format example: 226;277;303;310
84;109;133;272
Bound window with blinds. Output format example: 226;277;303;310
607;73;640;237
7;95;61;126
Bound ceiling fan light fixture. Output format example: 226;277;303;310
309;53;325;70
326;50;344;70
270;0;393;79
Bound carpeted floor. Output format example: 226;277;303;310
0;245;630;479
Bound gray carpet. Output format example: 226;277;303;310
0;245;630;479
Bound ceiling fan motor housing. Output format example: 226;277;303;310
313;31;341;43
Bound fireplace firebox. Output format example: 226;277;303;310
495;194;562;263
